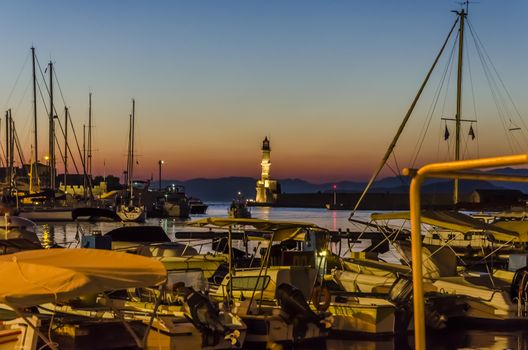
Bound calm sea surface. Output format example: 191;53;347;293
35;204;526;349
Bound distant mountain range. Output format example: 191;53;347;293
157;167;528;201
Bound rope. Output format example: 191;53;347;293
410;30;459;168
465;33;480;158
55;115;80;174
52;68;68;108
468;19;528;147
349;16;460;218
3;50;31;109
438;30;458;163
467;21;517;153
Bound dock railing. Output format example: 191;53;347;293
403;154;528;350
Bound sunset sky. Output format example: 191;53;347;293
1;1;528;182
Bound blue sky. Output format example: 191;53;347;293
1;1;527;182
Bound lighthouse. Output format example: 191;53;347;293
256;137;280;203
261;137;271;182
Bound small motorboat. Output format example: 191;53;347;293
228;193;251;219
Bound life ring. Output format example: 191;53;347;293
518;271;528;304
311;286;331;311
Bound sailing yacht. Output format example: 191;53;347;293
345;3;528;254
14;50;99;221
116;99;146;222
334;4;528;328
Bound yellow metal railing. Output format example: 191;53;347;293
403;154;528;350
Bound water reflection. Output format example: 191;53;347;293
258;206;271;220
325;329;528;350
326;337;405;350
40;224;55;249
31;204;528;349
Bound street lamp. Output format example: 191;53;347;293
44;156;50;188
158;160;164;191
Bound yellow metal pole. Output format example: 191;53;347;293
423;172;528;184
407;153;528;350
409;173;426;350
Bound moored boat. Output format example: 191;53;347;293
228;193;251;219
189;197;208;215
116;99;146;223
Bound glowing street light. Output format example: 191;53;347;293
44;156;50;188
158;160;165;191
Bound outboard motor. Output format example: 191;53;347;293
387;276;414;333
388;276;459;331
276;283;324;341
181;286;242;347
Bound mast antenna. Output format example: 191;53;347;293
456;1;479;15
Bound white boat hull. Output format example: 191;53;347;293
326;298;397;335
242;314;325;345
18;208;72;221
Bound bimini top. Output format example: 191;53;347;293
371;211;519;240
188;217;328;241
0;248;167;308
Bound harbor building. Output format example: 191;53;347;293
255;137;280;203
57;174;108;198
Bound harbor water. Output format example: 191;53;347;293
36;204;527;349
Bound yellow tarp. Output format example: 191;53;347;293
371;211;519;239
492;220;528;242
99;190;120;199
0;248;167;308
188;217;328;241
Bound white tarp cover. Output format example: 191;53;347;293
371;211;518;237
0;248;167;308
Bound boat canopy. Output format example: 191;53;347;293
105;225;171;243
492;220;528;242
494;211;528;219
0;248;167;308
371;211;520;239
99;190;120;199
188;217;328;241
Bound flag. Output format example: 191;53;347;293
469;125;475;140
444;125;450;140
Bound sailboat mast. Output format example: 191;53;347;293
88;92;92;178
5;110;11;190
129;99;135;201
453;9;466;204
31;47;38;192
5;111;9;176
48;61;55;191
64;107;68;191
126;115;131;190
10;115;14;191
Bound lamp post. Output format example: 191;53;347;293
333;184;337;206
158;160;164;191
44;155;50;188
